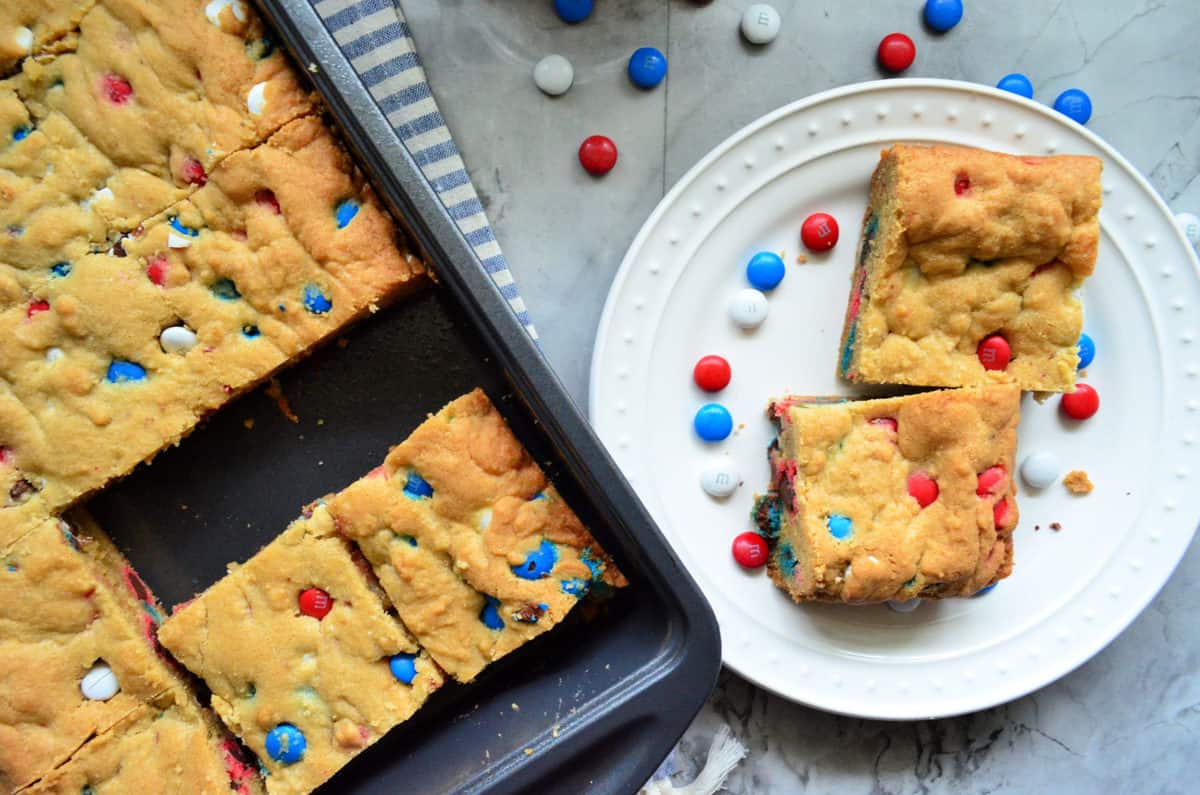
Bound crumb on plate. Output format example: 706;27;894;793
1063;470;1093;495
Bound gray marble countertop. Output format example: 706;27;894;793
400;1;1200;792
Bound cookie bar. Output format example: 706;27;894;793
157;506;443;795
0;512;234;791
755;384;1020;603
0;1;91;74
838;144;1102;392
0;114;427;544
23;704;263;795
328;389;626;682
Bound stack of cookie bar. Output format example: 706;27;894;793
0;3;623;793
757;144;1102;604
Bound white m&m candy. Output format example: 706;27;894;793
80;662;120;701
741;4;781;45
887;598;921;613
729;288;768;329
534;55;574;97
1020;451;1061;489
700;463;739;498
160;325;198;354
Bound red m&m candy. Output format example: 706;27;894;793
693;355;731;392
801;213;839;252
976;465;1007;497
298;587;333;619
578;135;618;176
1060;383;1099;420
993;498;1012;529
977;335;1011;370
878;33;916;73
101;73;133;105
732;532;769;568
906;472;939;508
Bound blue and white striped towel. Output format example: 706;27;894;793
310;0;538;340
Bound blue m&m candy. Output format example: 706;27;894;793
693;403;733;442
1077;333;1095;370
627;47;667;89
479;595;504;630
402;471;434;500
745;251;785;291
388;653;417;685
265;724;306;764
512;539;558;580
1053;88;1092;125
554;0;592;24
106;360;146;383
923;0;963;32
827;514;852;540
996;73;1034;99
12;125;31;142
334;199;359;229
974;583;997;597
301;284;332;314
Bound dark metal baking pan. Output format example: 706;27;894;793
85;1;721;792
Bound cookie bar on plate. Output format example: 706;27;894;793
838;144;1102;392
23;704;262;795
0;513;256;793
755;384;1020;603
157;505;443;795
0;115;426;544
328;389;626;682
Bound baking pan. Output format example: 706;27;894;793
85;1;721;792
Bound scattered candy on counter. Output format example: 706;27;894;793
1076;332;1095;370
700;462;739;498
728;288;769;329
553;0;592;24
827;513;853;540
906;472;939;508
976;334;1011;371
740;4;781;45
265;723;307;764
694;403;734;442
1053;88;1092;125
923;0;963;32
877;33;916;73
1175;212;1200;248
731;531;769;568
693;354;732;392
80;661;120;701
298;587;333;619
389;653;417;685
745;251;786;291
1020;451;1061;489
160;325;198;354
578;134;618;175
887;598;920;613
996;72;1034;98
534;54;574;96
1061;382;1099;420
628;46;667;89
800;212;839;252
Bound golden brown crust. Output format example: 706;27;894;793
840;144;1102;392
328;389;624;682
157;508;442;795
0;514;217;792
765;385;1020;603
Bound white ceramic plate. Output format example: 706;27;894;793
589;79;1200;719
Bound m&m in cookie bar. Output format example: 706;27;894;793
157;504;442;795
0;513;251;792
838;144;1102;392
0;0;91;74
755;384;1020;603
328;389;627;683
0;114;427;542
23;703;263;795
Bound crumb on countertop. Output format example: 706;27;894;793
1050;522;1062;531
795;253;808;264
523;748;534;757
243;418;255;430
1064;470;1093;495
511;703;520;712
337;337;350;349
